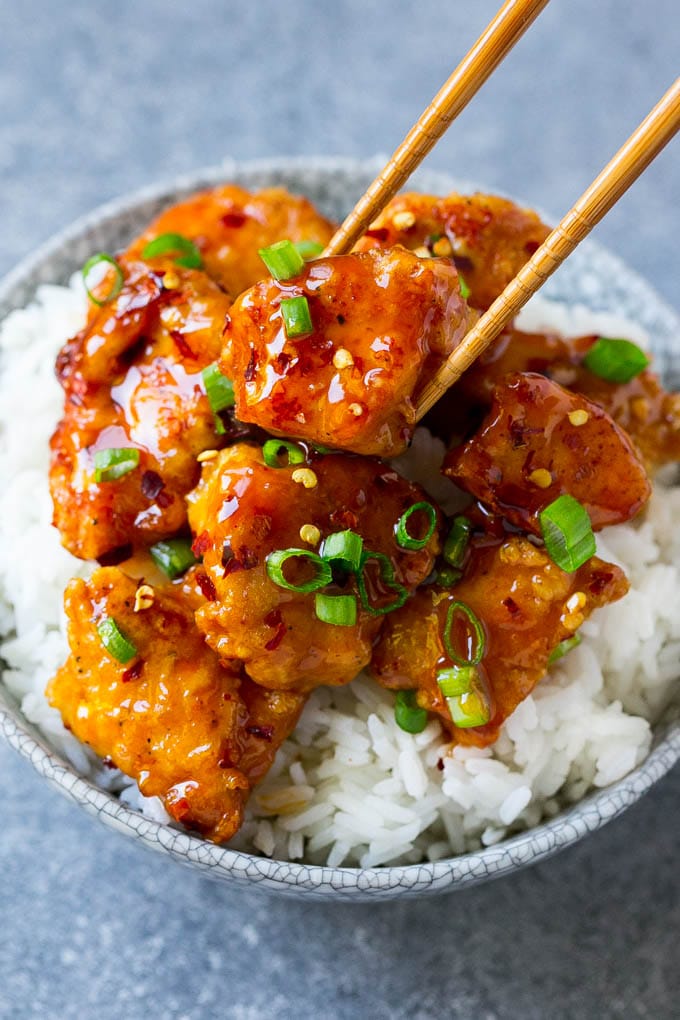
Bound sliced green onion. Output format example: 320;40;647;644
539;494;596;573
262;439;306;468
149;538;197;580
82;253;124;307
443;600;485;666
315;592;357;627
459;275;471;301
447;690;490;728
436;665;478;696
437;666;490;728
142;232;203;269
259;239;305;281
582;337;649;383
97;616;137;664
395;502;437;551
548;633;582;665
320;530;364;572
93;447;140;482
294;240;325;260
266;549;332;593
394;690;428;734
280;296;313;338
436;566;462;587
357;551;408;616
202;362;235;414
443;515;471;568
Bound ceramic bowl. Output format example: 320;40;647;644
1;157;679;900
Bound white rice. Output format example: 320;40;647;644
1;278;679;867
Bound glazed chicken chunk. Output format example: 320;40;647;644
221;246;472;457
50;258;234;561
371;533;629;747
187;442;441;691
48;567;306;843
444;372;651;533
354;192;550;309
128;184;336;298
426;325;680;471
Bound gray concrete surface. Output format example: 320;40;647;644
0;1;678;1016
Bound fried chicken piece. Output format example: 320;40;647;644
128;185;335;298
444;372;651;533
425;325;680;471
221;246;472;457
371;534;628;747
187;442;441;691
354;192;550;309
47;567;305;843
49;259;234;561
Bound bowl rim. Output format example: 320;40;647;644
1;155;679;899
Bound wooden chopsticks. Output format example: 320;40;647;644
415;77;680;419
322;0;550;258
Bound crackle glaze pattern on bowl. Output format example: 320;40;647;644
1;157;679;900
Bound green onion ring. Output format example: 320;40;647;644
93;447;140;483
356;551;408;616
315;592;357;627
394;690;428;734
262;439;306;468
442;600;485;666
539;494;596;573
395;501;437;551
142;232;203;269
149;538;197;580
320;530;364;573
548;633;582;664
202;363;235;414
280;295;313;338
96;616;137;664
582;336;649;384
443;515;471;568
266;548;332;593
259;239;305;281
82;253;124;307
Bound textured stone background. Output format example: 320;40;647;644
0;1;678;1017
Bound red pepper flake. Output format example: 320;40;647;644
170;329;196;360
97;543;133;567
245;724;274;742
141;470;165;500
452;254;474;273
239;547;260;570
364;227;390;242
196;571;217;601
589;571;614;596
244;348;257;383
329;508;359;531
436;757;445;772
524;240;540;255
102;756;117;770
121;659;144;683
275;352;292;373
192;531;213;557
221;210;247;229
264;609;287;651
223;557;244;578
503;596;521;618
169;797;191;821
